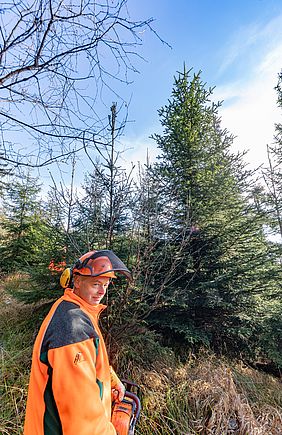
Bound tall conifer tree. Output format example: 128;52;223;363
147;67;280;360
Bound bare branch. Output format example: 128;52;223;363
0;0;162;168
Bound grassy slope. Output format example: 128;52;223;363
0;275;281;435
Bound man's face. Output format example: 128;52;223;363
73;275;110;305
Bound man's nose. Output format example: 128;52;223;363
97;285;106;294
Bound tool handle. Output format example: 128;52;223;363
124;391;141;421
121;379;140;395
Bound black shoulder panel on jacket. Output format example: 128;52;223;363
41;301;98;353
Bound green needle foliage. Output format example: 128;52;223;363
143;66;281;365
0;173;46;271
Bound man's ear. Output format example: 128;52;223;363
73;274;81;289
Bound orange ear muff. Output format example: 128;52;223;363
60;268;73;288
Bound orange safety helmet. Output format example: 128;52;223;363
60;250;132;288
73;252;117;278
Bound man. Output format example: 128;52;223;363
24;249;132;435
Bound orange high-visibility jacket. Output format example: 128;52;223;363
24;288;116;435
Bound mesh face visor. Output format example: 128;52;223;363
73;250;132;281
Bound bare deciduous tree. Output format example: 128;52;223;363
262;144;282;240
0;0;159;168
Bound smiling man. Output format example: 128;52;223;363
24;250;132;435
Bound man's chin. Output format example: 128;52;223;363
91;298;101;305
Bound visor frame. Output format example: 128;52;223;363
72;250;132;281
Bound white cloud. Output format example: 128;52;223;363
217;22;261;76
215;21;282;169
218;13;282;77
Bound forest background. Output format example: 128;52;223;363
0;1;281;434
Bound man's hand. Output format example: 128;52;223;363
110;367;125;402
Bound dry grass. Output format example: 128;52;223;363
134;354;282;434
0;282;32;434
0;275;52;434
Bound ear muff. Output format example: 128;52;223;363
60;268;73;289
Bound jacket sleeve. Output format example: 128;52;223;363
47;338;116;435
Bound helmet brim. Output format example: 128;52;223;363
73;250;132;281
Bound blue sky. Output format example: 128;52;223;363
116;0;282;170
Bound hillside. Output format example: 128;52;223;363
1;280;281;435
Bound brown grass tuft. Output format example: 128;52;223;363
133;354;282;434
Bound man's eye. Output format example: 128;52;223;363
92;283;108;288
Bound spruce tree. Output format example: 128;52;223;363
146;67;281;362
0;173;47;271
